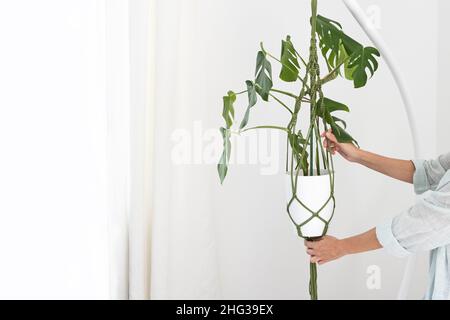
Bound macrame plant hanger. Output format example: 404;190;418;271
285;0;336;300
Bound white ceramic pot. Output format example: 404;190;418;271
285;171;334;238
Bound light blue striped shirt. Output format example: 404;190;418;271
376;153;450;300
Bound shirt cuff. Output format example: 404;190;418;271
376;218;411;258
412;159;429;195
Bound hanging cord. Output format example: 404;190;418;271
285;0;336;300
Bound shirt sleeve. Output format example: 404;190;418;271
412;153;450;195
376;170;450;257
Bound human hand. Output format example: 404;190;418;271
304;236;347;265
321;129;361;163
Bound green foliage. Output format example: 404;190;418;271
217;127;231;184
218;91;236;184
315;15;343;67
217;3;378;183
316;15;380;88
255;51;273;101
318;97;349;113
317;97;358;145
239;81;258;129
348;46;380;88
288;131;309;174
279;36;301;82
222;91;236;129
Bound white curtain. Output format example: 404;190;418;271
104;0;156;300
148;0;221;299
106;0;222;300
104;0;131;299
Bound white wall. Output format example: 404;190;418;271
437;0;450;155
206;0;438;299
0;0;110;299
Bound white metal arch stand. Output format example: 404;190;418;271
342;0;424;300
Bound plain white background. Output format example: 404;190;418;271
0;0;110;299
0;0;446;299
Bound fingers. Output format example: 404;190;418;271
309;258;328;265
304;240;317;249
308;251;330;265
325;129;338;143
323;138;339;155
310;256;320;264
321;129;339;155
305;242;320;263
306;247;326;264
320;129;332;138
323;130;338;143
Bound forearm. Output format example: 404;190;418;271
341;228;382;256
355;149;415;184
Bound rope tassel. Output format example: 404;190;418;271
309;262;318;300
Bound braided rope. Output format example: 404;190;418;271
285;0;336;300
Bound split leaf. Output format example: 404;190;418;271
217;127;232;184
318;97;349;114
317;97;358;145
315;15;380;88
348;46;380;88
330;121;358;146
222;91;236;129
288;131;309;174
332;116;347;129
255;51;273;101
279;36;300;82
239;81;258;130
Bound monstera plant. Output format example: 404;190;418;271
217;0;380;300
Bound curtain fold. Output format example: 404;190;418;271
104;0;131;300
129;0;155;300
149;0;221;299
106;0;156;300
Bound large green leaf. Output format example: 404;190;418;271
318;97;349;114
337;43;356;80
315;15;343;68
315;15;380;88
330;121;358;146
239;81;258;130
348;46;380;88
217;127;231;184
317;97;357;145
332;116;347;129
279;36;300;82
255;51;273;101
222;91;236;129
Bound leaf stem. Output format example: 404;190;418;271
294;49;308;68
270;88;298;99
269;93;294;114
260;42;311;91
239;125;289;134
270;89;310;103
320;56;351;85
254;82;294;114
